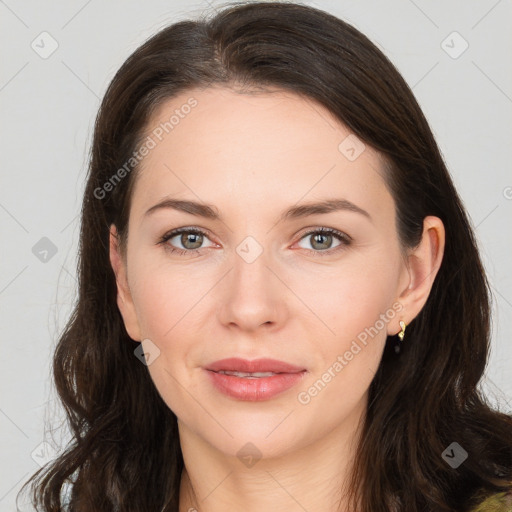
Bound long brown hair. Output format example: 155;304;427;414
20;2;512;510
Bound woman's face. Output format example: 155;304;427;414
112;86;412;460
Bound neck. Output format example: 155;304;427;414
178;402;366;512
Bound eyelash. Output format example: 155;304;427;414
157;226;352;257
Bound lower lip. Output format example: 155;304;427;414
205;369;306;401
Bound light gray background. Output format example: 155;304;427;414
1;0;511;509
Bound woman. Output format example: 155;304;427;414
20;2;512;511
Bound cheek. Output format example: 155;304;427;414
128;260;214;393
290;254;400;401
128;263;201;413
129;258;209;339
290;270;396;432
290;253;400;344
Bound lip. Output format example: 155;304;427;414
206;357;305;373
205;358;307;401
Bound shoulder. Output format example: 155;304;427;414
469;490;512;512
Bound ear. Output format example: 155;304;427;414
391;215;445;335
109;224;142;341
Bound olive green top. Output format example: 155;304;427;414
470;491;512;511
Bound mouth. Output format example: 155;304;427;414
205;357;306;374
204;358;307;401
214;370;281;378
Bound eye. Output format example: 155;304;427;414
295;227;351;255
158;226;352;257
158;227;215;256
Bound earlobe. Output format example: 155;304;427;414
394;216;445;331
109;224;142;341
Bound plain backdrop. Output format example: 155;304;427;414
1;0;511;509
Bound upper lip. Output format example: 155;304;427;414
206;358;305;373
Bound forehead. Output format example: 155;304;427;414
130;86;393;223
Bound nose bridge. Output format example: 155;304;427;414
218;232;285;329
231;233;273;295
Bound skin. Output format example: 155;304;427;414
109;86;445;511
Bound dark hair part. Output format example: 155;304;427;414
20;2;512;510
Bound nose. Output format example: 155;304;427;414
217;241;288;332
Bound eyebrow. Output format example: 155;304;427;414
144;197;372;223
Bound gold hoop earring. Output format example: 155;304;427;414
398;320;406;341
